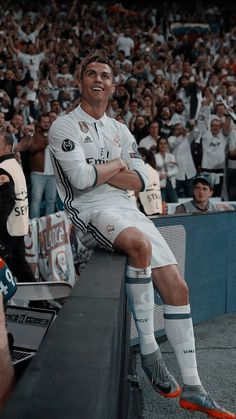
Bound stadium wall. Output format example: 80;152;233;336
1;212;236;418
153;212;236;323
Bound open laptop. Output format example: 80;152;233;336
5;305;56;365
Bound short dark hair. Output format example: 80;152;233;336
193;175;213;190
138;147;157;169
38;113;49;123
0;130;13;146
80;51;114;80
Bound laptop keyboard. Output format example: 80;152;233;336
11;350;33;362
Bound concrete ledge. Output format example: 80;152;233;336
1;250;128;419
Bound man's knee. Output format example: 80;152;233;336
152;265;189;305
114;227;152;266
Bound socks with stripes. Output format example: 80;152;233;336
163;304;201;386
125;265;158;355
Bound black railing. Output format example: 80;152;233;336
1;250;130;419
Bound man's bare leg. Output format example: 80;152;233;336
113;227;181;398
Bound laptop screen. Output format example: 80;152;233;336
5;306;55;351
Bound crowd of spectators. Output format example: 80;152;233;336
0;0;236;216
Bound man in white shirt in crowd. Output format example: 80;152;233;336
200;117;231;196
116;27;134;58
168;123;197;197
170;99;188;127
139;121;160;151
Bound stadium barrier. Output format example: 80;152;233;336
1;250;130;419
2;211;236;418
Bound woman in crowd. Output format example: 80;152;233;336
155;137;178;203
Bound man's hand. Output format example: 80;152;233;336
13;125;35;152
20;124;35;137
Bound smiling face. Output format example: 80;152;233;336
210;119;221;136
80;61;115;118
158;138;168;153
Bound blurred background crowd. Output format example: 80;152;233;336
0;0;236;217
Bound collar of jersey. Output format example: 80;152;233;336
75;105;108;127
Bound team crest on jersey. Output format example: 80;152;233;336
106;224;115;233
129;141;142;159
83;136;93;143
78;121;89;133
62;139;75;152
113;136;121;148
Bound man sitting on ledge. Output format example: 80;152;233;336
49;51;235;419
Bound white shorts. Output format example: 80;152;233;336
76;208;176;269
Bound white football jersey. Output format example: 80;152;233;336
49;105;149;232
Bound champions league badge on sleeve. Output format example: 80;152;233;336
62;139;75;152
129;141;142;159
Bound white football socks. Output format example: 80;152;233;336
125;265;158;355
163;304;201;386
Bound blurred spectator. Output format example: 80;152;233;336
15;18;46;44
155;105;173;139
140;94;156;122
175;175;219;213
50;99;65;116
155;137;178;203
168;123;197;197
200;117;231;196
175;176;234;214
8;113;34;192
0;112;7;131
28;113;57;219
116;27;134;58
115;50;132;70
131;114;149;145
170;99;188;127
107;98;123;119
139;121;160;151
137;147;163;215
226;129;236;201
113;84;130;114
176;75;202;121
0;69;18;102
123;98;140;128
0;90;14;121
9;41;48;81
